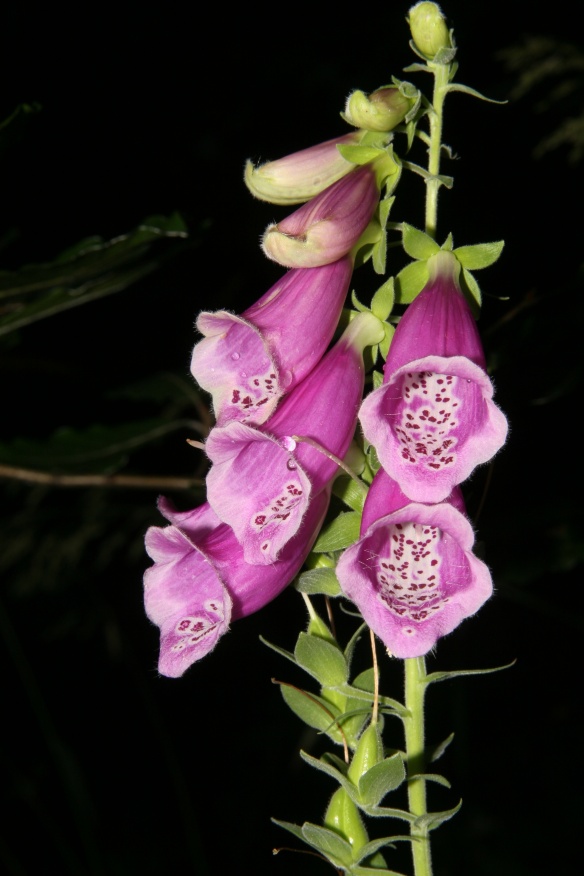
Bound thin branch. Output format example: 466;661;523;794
0;464;204;490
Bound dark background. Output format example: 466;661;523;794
1;3;582;874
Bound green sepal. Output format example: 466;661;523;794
441;232;454;251
300;751;356;797
313;511;361;552
409;772;451;788
379;323;395;360
461;267;482;309
371;276;395;321
372;228;388;275
454;240;504;269
444;83;507;104
423;659;516;685
295;567;342;597
295;632;349;687
402;223;440;260
395;259;429;303
333;474;368;513
372;370;384;390
281;686;344;744
344;627;370;669
379;196;394;231
429;732;455;763
337;143;392;166
412;799;462;832
358;754;406;805
351;290;369;313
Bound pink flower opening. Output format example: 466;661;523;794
190;258;352;425
336;470;492;658
360;251;508;502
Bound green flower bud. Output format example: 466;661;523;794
324;788;369;853
407;2;451;59
347;721;383;784
344;86;413;132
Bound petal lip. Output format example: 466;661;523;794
261;165;379;268
336;499;492;659
244;132;362;205
360;354;508;503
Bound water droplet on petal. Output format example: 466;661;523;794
287;458;297;471
281;436;296;452
231;352;240;361
240;371;247;378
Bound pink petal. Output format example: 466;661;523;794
336;475;492;658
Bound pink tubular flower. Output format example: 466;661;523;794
244;132;363;205
261;165;380;268
359;250;508;503
335;468;492;658
204;311;384;565
144;489;331;677
190;257;353;426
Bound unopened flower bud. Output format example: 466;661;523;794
345;86;413;132
408;2;451;60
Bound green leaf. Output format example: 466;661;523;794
300;751;357;799
402;223;440;260
281;686;344;743
424;659;516;685
444;83;507;104
429;732;455;763
454;240;504;270
0;213;189;335
358;754;406;805
371;276;395;322
301;823;354;867
0;419;193;474
412;800;462;832
337;684;409;718
272;818;305;843
409;773;451;788
295;567;342;597
258;635;297;666
365;805;415;823
395;260;429;303
313;511;361;552
355;836;414;863
294;632;349;687
372;230;387;275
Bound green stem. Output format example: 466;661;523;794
404;656;432;876
425;62;450;239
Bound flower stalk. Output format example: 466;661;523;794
404;656;432;876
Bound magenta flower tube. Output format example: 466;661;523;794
359;251;508;502
261;165;380;268
336;468;493;658
190;257;353;425
144;488;331;678
204;311;384;565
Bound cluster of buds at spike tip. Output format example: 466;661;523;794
344;85;415;132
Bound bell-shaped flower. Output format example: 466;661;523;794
144;488;331;677
261;165;380;268
244;132;363;205
204;311;384;565
190;257;353;426
359;250;508;503
336;468;492;658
